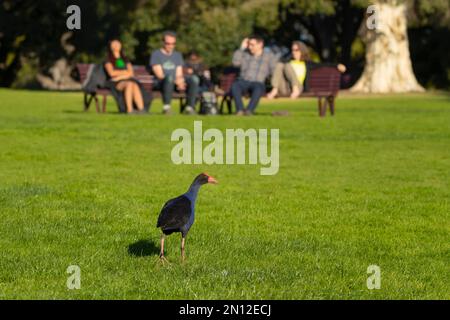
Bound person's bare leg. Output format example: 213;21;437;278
124;81;134;113
115;81;127;94
290;85;301;99
132;82;144;111
181;236;186;262
267;87;278;99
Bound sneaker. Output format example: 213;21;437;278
236;110;245;116
184;105;196;115
162;105;172;115
244;109;254;116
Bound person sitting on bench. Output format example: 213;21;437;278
104;39;145;114
267;41;347;99
184;50;213;93
150;31;199;115
231;35;278;116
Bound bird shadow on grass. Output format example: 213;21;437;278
128;239;160;257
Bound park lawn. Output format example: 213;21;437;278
0;88;449;299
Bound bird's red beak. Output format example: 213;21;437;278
207;175;218;184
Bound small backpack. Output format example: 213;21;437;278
199;92;218;115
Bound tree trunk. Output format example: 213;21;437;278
350;2;424;93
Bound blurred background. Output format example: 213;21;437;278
0;0;449;91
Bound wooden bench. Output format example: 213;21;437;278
218;66;341;117
76;63;189;113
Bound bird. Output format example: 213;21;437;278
156;173;218;262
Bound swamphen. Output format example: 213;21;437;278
156;173;218;261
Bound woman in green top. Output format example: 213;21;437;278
267;41;346;99
104;40;144;113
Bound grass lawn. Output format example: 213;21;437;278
0;88;449;299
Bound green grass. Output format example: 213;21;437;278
0;88;449;299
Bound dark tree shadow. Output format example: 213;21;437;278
128;239;160;257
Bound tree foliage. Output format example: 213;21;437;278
0;0;449;88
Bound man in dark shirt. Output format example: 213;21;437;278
231;35;278;115
150;31;199;114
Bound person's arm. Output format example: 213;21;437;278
175;65;186;90
232;50;245;67
337;64;346;73
150;51;165;80
174;53;186;90
152;64;165;80
269;52;279;75
104;62;132;79
307;61;346;73
184;63;194;75
232;38;249;67
127;62;134;77
201;63;211;80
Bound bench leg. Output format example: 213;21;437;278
317;97;321;117
219;96;225;114
179;97;186;114
84;93;95;112
219;95;233;114
94;96;100;113
227;96;233;114
102;95;107;113
328;96;335;116
318;97;327;117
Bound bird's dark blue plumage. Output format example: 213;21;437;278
156;173;218;261
156;195;192;237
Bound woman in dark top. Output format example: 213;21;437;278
104;40;144;113
267;41;346;99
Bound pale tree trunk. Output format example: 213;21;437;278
351;1;425;93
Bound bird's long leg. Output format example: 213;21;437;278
181;236;186;262
159;234;169;264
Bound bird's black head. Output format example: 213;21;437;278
194;173;218;185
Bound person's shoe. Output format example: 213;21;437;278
236;110;245;116
162;105;172;115
183;105;196;115
244;109;254;116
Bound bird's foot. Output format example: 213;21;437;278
158;254;170;265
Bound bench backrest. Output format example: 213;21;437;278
76;63;340;96
76;63;91;84
307;67;340;95
217;66;340;96
133;65;153;92
76;63;153;92
218;73;237;94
